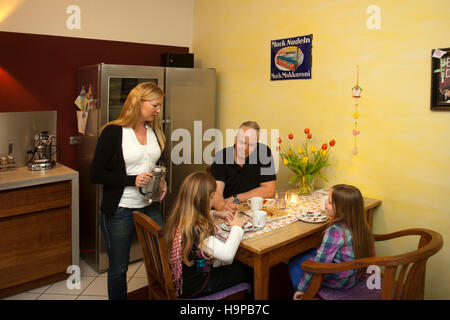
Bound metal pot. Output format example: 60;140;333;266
139;165;166;204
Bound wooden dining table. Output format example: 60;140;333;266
234;197;381;300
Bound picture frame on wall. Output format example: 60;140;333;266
431;47;450;110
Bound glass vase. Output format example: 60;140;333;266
297;175;314;195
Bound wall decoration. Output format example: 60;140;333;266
352;66;362;155
352;84;363;98
270;34;312;81
431;48;450;110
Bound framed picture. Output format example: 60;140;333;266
431;48;450;110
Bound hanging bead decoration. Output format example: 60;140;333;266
351;65;362;155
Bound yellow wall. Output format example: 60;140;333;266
193;0;450;299
0;0;193;47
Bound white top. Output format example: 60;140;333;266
200;226;244;267
118;125;161;208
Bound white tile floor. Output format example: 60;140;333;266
2;258;148;300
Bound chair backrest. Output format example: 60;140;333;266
133;211;177;300
373;228;443;299
302;228;443;300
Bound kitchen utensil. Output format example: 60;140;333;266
139;165;166;204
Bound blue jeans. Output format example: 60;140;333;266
288;249;317;291
99;203;163;300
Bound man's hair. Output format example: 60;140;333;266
238;121;260;133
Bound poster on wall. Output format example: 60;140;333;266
270;34;312;81
431;47;450;111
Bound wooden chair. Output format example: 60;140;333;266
133;211;251;300
301;228;443;300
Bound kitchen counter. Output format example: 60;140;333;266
0;164;77;191
0;163;79;266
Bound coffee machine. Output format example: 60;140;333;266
28;131;56;171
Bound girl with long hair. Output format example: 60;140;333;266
90;82;166;300
164;171;253;298
288;184;374;300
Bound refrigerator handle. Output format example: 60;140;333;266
164;117;173;194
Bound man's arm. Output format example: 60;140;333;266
225;180;276;203
212;180;237;211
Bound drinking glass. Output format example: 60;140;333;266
275;190;286;209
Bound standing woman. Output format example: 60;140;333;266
90;82;166;300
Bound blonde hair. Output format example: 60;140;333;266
328;184;374;260
164;171;217;266
102;82;165;151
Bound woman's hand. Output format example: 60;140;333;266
135;172;152;187
293;291;304;300
228;213;250;229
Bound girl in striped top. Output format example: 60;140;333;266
289;184;374;300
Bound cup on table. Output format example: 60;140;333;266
320;196;328;211
252;210;267;228
247;197;263;211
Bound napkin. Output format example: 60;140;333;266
433;49;447;59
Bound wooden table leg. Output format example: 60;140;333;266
253;254;270;300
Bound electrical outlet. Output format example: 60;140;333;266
69;136;81;145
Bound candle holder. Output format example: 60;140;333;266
285;190;299;210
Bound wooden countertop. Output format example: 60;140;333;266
0;163;78;191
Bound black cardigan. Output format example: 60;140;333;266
90;124;161;216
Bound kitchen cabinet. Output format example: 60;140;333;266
0;164;78;298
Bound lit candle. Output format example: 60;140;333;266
285;191;299;209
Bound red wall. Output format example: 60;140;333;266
0;31;188;170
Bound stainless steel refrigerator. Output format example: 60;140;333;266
77;63;216;272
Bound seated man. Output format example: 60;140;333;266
211;121;276;211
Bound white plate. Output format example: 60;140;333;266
296;211;329;224
220;222;263;233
